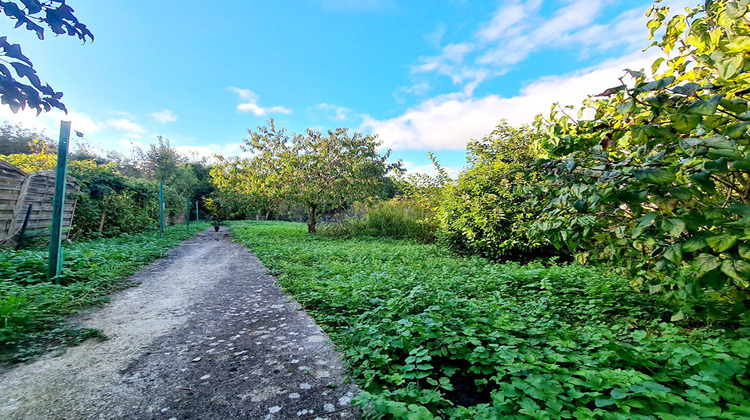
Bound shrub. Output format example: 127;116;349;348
440;121;561;262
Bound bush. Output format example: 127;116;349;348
439;121;561;262
532;0;750;324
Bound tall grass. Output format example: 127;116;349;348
319;199;438;242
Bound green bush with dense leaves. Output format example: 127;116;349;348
232;221;750;419
531;0;750;324
440;122;560;262
0;222;209;363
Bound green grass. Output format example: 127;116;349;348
0;222;210;363
231;221;750;419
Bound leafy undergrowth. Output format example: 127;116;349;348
0;222;210;364
231;221;750;419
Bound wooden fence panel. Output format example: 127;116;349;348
0;161;79;245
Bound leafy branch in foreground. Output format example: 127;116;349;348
0;0;93;113
532;0;750;324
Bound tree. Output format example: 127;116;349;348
136;136;186;183
0;1;93;114
532;0;750;323
215;119;400;233
0;120;55;154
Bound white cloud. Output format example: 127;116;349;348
363;49;660;151
229;87;292;117
424;23;446;49
173;143;251;160
0;106;103;139
106;118;147;136
476;0;539;42
317;103;353;121
401;160;463;178
151;109;178;124
413;0;660;94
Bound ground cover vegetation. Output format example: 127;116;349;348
0;222;209;363
232;221;750;419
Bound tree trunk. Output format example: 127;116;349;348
307;205;317;234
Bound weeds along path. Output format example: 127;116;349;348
0;228;359;419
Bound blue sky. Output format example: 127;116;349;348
0;0;692;174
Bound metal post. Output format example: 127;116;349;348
195;201;199;223
159;182;164;239
186;197;190;232
48;121;71;282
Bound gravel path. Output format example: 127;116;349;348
0;227;360;420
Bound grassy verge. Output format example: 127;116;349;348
0;222;210;364
231;221;750;419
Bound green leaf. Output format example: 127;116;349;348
611;388;631;400
672;83;701;96
661;218;687;237
692;253;721;274
724;123;749;139
617;100;636;115
635;212;658;232
728;204;750;216
726;2;748;19
664;244;683;265
720;98;748;113
683;237;708;252
595;398;615;407
706;234;738;252
739;244;750;259
632;168;676;185
717;55;744;80
671;113;702;132
721;259;750;287
704;158;728;173
687;95;722;116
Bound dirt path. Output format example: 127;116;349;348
0;228;360;420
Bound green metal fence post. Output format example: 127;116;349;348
159;182;164;239
195;201;199;223
48;121;71;282
186;197;190;232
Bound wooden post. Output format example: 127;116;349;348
159;182;164;239
15;204;33;251
186;197;190;232
48;121;71;282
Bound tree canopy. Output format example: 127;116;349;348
212;120;400;233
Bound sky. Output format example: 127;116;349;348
0;0;694;175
